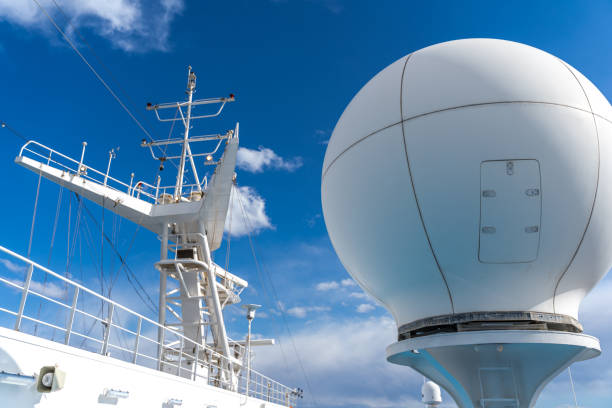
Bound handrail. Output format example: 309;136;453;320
20;141;133;192
0;245;298;406
18;141;209;204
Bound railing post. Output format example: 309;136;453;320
101;303;114;356
77;141;87;175
128;173;135;195
207;349;213;385
132;317;142;364
178;336;184;376
193;343;199;380
155;175;161;201
104;148;116;186
157;328;165;371
65;287;79;345
14;264;34;331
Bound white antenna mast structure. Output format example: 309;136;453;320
144;66;236;201
15;65;246;389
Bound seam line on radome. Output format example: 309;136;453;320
398;53;455;313
322;100;606;180
552;59;601;314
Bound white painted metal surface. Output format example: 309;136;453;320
15;69;242;372
15;138;238;252
387;330;600;408
322;38;612;325
321;38;612;408
0;327;289;408
479;159;541;263
0;246;297;407
421;381;441;407
1;67;298;408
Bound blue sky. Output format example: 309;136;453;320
1;1;612;407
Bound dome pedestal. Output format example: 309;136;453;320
387;330;600;408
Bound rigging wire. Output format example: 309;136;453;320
74;193;158;314
231;185;291;372
31;0;160;151
47;186;65;265
101;197;105;306
66;192;84;273
224;186;233;271
568;367;579;408
109;213;121;295
234;184;319;406
1;121;28;142
77;205;131;352
35;0;180;170
96;200;130;357
34;185;64;336
27;171;42;258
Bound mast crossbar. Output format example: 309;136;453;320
141;132;231;147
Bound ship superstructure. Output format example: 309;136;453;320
0;68;300;408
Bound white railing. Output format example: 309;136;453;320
18;141;207;204
0;245;298;406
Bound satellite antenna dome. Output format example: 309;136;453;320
421;381;442;406
322;38;612;407
322;38;612;329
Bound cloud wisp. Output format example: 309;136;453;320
0;258;27;273
225;185;273;237
315;278;357;291
254;316;427;408
237;146;303;173
0;0;184;52
312;277;379;315
315;281;339;291
356;303;375;313
286;305;330;318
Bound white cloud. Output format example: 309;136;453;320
315;281;339;291
236;146;302;173
29;280;65;298
349;291;370;299
225;185;273;237
286;307;306;318
579;277;612;330
7;278;64;298
286;305;330;318
356;303;375;313
253;316;429;408
0;0;183;52
306;213;321;227
316;279;356;291
315;129;330;145
0;258;27;273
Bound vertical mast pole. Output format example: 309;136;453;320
174;67;196;200
158;224;168;362
246;316;252;396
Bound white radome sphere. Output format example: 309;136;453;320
421;381;442;406
322;39;612;331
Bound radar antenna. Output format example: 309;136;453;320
143;66;236;201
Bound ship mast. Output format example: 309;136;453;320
174;67;199;198
15;66;245;389
144;66;240;384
